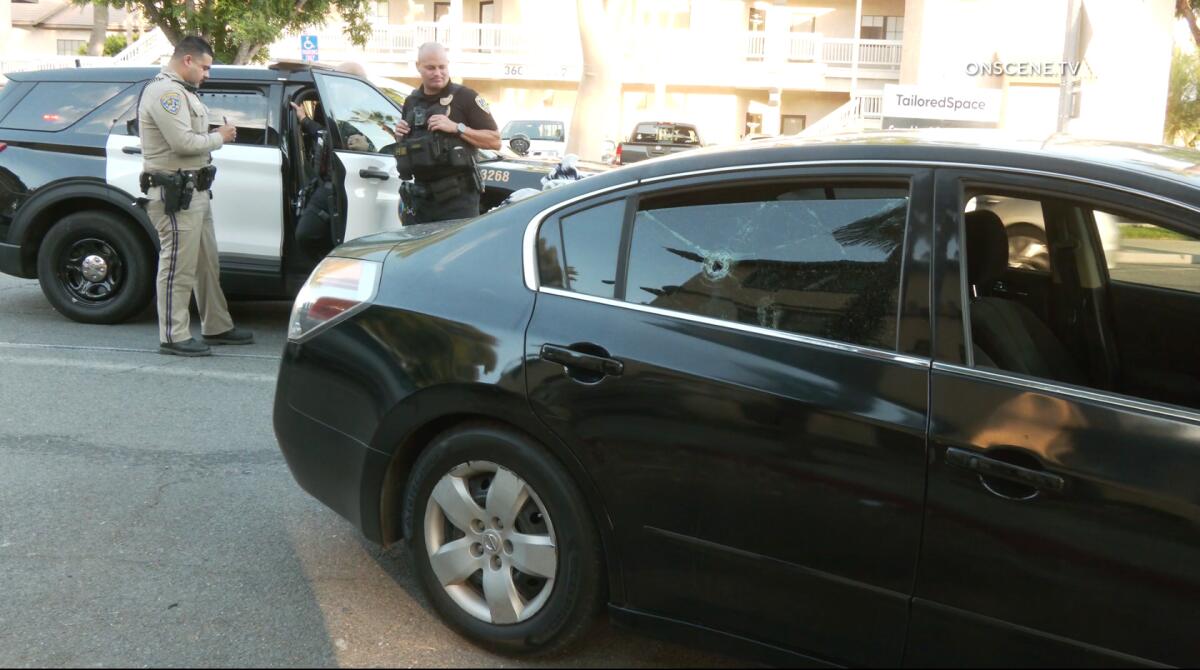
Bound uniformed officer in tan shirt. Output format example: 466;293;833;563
139;36;253;356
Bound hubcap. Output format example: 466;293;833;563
58;237;123;304
424;461;557;625
80;255;109;282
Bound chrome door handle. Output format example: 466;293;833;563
946;448;1065;493
359;168;390;181
540;344;623;377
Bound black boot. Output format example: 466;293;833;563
159;338;212;357
202;327;254;345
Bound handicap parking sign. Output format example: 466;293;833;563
300;35;319;62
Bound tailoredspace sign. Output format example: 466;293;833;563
881;84;1002;129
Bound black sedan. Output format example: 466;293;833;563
274;133;1200;667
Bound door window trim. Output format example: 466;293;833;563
934;361;1200;425
526;165;928;363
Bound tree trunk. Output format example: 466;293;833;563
88;2;109;56
1180;0;1200;49
567;0;625;162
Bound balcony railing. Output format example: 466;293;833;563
270;22;902;84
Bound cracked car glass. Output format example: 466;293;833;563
624;184;908;349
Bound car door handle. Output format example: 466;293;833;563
540;344;623;377
122;146;142;154
945;448;1066;493
359;168;390;181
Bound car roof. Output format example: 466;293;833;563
614;129;1200;202
4;65;316;84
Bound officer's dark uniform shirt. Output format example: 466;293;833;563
402;82;497;181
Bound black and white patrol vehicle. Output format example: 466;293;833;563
0;62;586;324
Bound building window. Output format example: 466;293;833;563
636;0;691;29
748;6;766;31
57;39;87;56
372;1;389;20
434;2;451;22
782;115;806;135
479;0;495;23
861;15;903;41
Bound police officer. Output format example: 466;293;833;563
139;36;253;356
393;42;501;223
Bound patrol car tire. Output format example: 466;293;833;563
403;422;605;656
37;211;154;324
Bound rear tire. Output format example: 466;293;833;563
36;210;154;324
402;422;603;656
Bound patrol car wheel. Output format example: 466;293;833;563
402;422;604;656
37;211;154;324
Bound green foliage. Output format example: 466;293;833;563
1166;49;1200;147
79;34;129;56
89;0;373;64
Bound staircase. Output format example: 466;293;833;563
802;93;884;137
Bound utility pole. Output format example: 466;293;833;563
1057;0;1082;133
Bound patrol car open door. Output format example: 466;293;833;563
310;72;405;241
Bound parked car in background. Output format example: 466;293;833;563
615;121;702;165
500;119;566;159
274;131;1200;667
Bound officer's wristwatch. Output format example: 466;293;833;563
456;122;467;135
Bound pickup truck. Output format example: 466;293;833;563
615;121;702;165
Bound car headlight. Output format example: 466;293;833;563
288;257;382;342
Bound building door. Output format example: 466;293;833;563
782;114;806;135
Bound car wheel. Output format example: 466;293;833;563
36;210;154;324
403;422;603;655
1005;222;1051;272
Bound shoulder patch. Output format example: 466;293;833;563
475;95;491;114
159;91;183;115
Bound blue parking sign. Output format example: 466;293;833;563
300;34;319;62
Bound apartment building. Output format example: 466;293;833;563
274;0;907;146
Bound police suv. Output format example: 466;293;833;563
0;62;574;324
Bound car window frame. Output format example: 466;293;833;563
935;166;1200;420
196;83;279;148
311;71;403;156
0;80;132;133
530;164;934;360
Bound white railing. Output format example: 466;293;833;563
859;93;883;118
112;27;172;64
802;93;884;135
0;55;113;75
746;32;767;60
803;96;862;136
822;38;903;68
787;34;818;62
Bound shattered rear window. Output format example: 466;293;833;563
624;182;908;349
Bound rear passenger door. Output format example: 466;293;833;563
909;169;1200;667
525;167;934;665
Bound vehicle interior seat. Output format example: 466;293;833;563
965;209;1087;385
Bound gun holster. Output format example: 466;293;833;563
140;170;195;215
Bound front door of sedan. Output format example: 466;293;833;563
908;169;1200;667
524;168;935;665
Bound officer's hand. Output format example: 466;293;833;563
393;120;411;137
217;124;237;143
289;101;309;122
427;114;457;134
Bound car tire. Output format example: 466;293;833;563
403;422;604;656
36;210;154;324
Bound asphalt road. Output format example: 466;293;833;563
0;274;737;668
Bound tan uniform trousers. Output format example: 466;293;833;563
147;188;233;344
